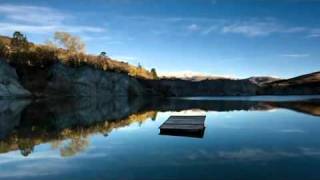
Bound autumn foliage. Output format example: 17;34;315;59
0;31;157;79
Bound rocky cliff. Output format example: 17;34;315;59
0;59;30;98
15;62;146;97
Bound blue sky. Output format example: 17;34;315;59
0;0;319;78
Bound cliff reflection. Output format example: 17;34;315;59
0;97;157;157
0;97;319;157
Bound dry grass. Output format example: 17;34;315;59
0;35;155;79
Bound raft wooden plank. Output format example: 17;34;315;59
164;120;203;125
167;116;205;120
167;117;204;121
159;115;206;134
160;124;204;131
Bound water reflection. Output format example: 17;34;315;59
146;98;320;116
0;96;319;157
0;97;157;157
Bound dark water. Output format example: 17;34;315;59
1;96;320;180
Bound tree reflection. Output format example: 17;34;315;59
60;137;89;157
0;110;157;157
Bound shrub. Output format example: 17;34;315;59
0;40;9;58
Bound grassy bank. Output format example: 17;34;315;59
0;32;158;80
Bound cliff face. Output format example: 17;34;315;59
15;62;146;97
46;63;145;97
0;59;31;98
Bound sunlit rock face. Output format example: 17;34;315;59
15;62;146;97
0;59;31;98
46;63;145;97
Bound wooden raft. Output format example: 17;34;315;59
159;116;206;138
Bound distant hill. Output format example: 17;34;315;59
141;72;320;96
258;71;320;95
267;71;320;86
161;75;231;81
246;76;282;86
162;75;281;84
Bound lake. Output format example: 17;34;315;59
0;96;320;180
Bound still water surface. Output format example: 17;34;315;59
0;96;320;180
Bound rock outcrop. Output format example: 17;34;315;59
0;59;31;98
16;62;146;97
46;63;145;97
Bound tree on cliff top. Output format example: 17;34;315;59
151;68;158;79
99;51;107;57
11;31;29;51
51;32;85;54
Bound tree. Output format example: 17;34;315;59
99;51;107;57
18;139;35;157
11;31;29;51
60;137;89;157
9;31;30;64
53;32;85;54
137;62;142;69
151;68;158;79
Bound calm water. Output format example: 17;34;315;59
0;96;320;180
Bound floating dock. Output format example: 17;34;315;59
159;116;206;138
